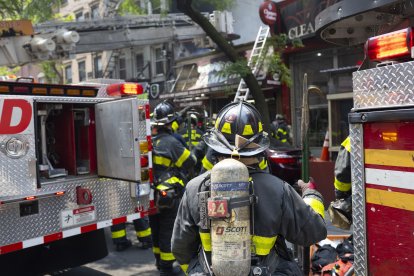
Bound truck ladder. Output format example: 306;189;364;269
234;26;270;102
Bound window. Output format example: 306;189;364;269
78;61;86;82
75;11;84;22
328;93;353;150
119;58;126;80
91;5;100;19
94;56;103;78
136;53;147;78
65;65;72;83
155;48;165;75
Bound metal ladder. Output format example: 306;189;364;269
103;50;120;78
234;26;270;102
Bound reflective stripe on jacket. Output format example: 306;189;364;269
153;131;196;188
334;137;352;199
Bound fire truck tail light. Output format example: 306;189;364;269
140;140;149;154
106;83;144;97
366;28;413;61
141;168;149;181
55;191;65;196
141;156;149;167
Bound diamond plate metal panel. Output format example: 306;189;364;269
0;134;37;196
350;124;367;276
136;99;149;141
353;61;414;110
0;177;147;246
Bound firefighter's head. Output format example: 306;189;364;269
152;101;177;128
203;101;269;157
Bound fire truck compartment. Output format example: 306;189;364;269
35;102;97;180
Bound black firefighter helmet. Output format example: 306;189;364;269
153;101;176;126
204;101;269;156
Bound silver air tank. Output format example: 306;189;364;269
210;158;251;276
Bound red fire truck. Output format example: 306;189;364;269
0;79;155;274
348;27;414;275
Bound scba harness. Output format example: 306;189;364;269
197;168;274;276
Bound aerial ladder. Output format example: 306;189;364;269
234;26;270;102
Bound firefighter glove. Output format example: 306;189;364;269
297;177;316;195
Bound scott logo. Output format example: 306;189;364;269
0;99;32;135
216;226;247;235
216;227;224;235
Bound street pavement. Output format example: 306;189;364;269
54;224;159;276
53;212;350;276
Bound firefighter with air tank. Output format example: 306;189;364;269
150;101;197;275
171;101;327;275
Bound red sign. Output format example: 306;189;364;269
208;199;229;218
0;99;32;134
259;1;278;26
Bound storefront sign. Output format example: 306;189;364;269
278;0;340;40
259;1;278;26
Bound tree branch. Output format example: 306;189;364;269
177;0;271;131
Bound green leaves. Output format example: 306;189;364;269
0;0;60;22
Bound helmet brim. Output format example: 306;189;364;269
203;129;269;156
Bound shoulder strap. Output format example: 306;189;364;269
198;172;211;230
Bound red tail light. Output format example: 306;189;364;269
366;27;413;61
140;155;149;167
269;155;297;165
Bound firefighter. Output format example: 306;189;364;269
329;136;352;229
271;114;290;144
334;136;351;199
180;113;207;174
110;218;152;251
171;101;327;275
179;113;204;148
151;101;197;275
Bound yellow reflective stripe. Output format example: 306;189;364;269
258;122;263;132
365;149;414;168
111;229;126;239
366;187;414;211
280;139;287;143
334;177;351;192
341;137;351;152
221;122;232;134
137;227;151;238
304;198;325;218
199;232;212;252
153;247;160;254
191;141;199;146
156;184;171;190
165;176;185;187
243;124;254;135
252;235;277;256
160;251;175;261
175;149;191;167
259;159;267;170
202;156;214;171
154;155;172;167
180;264;189;274
172;121;179;132
277;129;287;135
